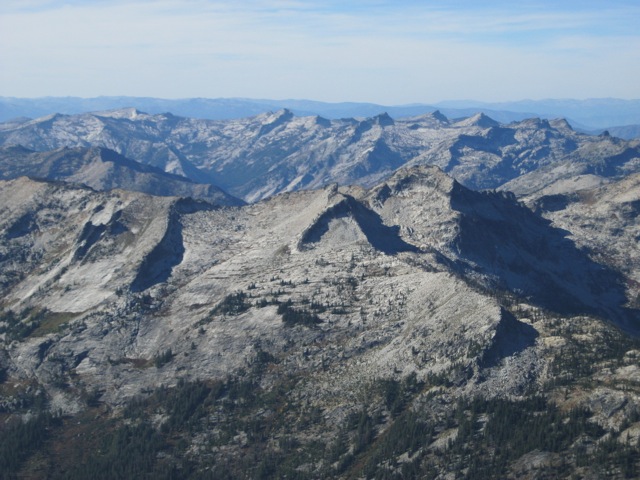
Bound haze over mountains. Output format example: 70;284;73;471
1;105;640;478
2;96;640;136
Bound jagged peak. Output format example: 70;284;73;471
518;117;552;129
431;110;449;123
354;112;396;129
256;109;295;136
372;112;395;126
549;118;574;131
365;165;456;209
384;164;455;192
399;110;449;127
295;192;417;255
260;108;294;124
314;115;331;127
455;112;499;128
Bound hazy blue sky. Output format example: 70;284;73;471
1;0;639;103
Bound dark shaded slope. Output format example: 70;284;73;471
480;309;539;369
298;195;418;255
130;212;184;293
366;165;638;332
0;146;243;206
130;198;218;293
449;182;638;331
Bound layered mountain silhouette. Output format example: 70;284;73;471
1;107;640;479
0;145;242;206
1;109;638;202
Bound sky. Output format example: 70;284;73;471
1;0;639;104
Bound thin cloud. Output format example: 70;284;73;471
1;0;638;102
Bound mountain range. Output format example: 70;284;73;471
1;106;640;478
1;108;639;203
2;96;640;135
0;145;242;206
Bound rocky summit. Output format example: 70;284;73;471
1;157;640;478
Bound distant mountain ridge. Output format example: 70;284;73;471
436;98;640;132
1;96;639;133
0;145;243;206
1;108;638;202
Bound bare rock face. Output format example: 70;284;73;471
0;166;636;400
0;177;178;313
